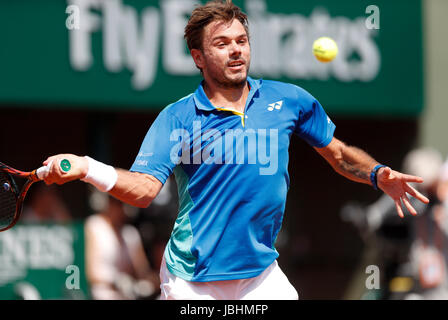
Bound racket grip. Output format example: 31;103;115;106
35;159;56;180
35;163;51;180
35;159;71;180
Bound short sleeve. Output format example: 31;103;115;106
130;108;186;184
293;86;336;148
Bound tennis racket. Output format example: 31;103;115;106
0;159;71;232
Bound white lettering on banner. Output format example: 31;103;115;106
0;226;75;284
68;0;101;71
68;0;161;89
247;1;380;82
161;0;198;75
68;0;381;90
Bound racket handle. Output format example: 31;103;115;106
35;159;71;180
35;161;52;180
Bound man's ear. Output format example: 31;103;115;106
191;49;204;70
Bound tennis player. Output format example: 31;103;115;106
43;0;429;299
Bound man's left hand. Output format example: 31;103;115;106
377;166;430;218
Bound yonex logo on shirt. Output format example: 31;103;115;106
135;160;148;166
267;100;283;111
168;121;279;176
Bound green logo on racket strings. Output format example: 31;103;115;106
60;159;72;172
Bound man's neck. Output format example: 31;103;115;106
203;79;250;114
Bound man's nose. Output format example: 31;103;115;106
229;40;241;56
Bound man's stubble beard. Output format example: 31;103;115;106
205;58;251;90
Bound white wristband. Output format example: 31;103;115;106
81;156;118;192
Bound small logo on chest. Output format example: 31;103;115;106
267;100;283;111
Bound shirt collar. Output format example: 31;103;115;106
193;76;261;112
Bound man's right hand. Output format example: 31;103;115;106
41;154;163;208
41;154;89;185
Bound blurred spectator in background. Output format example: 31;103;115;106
403;148;448;299
22;184;71;222
411;157;448;299
85;192;160;300
134;177;178;271
342;147;448;299
437;160;448;212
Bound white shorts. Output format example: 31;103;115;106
159;256;299;300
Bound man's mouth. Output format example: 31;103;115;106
228;60;245;69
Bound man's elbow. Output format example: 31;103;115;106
317;137;346;169
134;191;157;208
135;183;160;208
123;172;162;208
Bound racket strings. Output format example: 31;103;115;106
0;172;18;230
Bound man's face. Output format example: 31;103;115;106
193;19;251;89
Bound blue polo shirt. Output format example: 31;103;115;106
130;77;335;282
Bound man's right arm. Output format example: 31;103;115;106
42;154;163;208
109;169;163;208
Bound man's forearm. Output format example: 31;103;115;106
335;144;379;185
109;169;162;208
316;138;380;186
40;154;161;208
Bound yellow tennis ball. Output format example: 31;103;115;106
313;37;338;63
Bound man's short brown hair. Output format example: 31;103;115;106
184;0;249;52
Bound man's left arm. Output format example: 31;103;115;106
314;137;430;218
